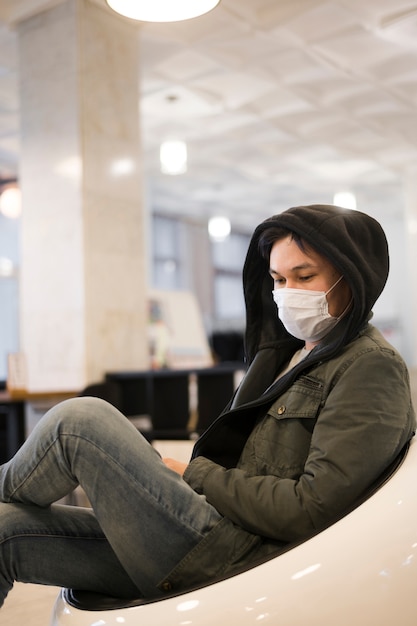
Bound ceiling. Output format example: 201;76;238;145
1;0;417;231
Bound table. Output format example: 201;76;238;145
0;390;77;463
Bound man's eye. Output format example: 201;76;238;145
300;275;313;281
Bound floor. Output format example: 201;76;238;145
3;583;61;625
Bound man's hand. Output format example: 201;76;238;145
163;457;188;477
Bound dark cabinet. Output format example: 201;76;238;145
0;394;25;463
106;364;244;439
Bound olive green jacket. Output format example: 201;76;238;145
158;325;415;593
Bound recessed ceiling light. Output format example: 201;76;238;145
333;191;357;211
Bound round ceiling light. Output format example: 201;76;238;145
0;186;22;219
208;216;231;241
106;0;221;22
333;191;357;211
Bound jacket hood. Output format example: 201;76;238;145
243;204;389;364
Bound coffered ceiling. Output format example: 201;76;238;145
1;0;417;231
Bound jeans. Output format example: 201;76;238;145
0;397;222;607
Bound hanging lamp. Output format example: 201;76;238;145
106;0;221;22
160;140;187;175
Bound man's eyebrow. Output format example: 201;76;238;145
269;262;317;276
269;268;281;277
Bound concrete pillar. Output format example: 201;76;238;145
18;0;148;391
404;172;417;369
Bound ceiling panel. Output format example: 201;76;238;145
1;0;417;228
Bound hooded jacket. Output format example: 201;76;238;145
158;204;415;594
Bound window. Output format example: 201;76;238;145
212;232;250;322
151;215;184;290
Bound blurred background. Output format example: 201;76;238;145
0;0;417;389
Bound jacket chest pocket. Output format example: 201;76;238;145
253;376;324;479
270;374;324;420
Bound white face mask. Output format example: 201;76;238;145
272;275;344;343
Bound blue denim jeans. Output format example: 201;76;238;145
0;397;222;607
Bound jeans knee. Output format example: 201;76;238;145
43;396;123;437
41;396;129;444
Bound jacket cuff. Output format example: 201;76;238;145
183;457;219;493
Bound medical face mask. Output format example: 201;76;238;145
272;275;344;343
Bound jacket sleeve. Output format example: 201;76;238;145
183;347;415;542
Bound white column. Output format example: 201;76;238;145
404;171;417;369
18;0;148;391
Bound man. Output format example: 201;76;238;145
0;204;414;606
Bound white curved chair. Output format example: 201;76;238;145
50;439;417;626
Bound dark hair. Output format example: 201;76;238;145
258;226;308;260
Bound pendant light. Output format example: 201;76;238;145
160;140;187;175
106;0;221;22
